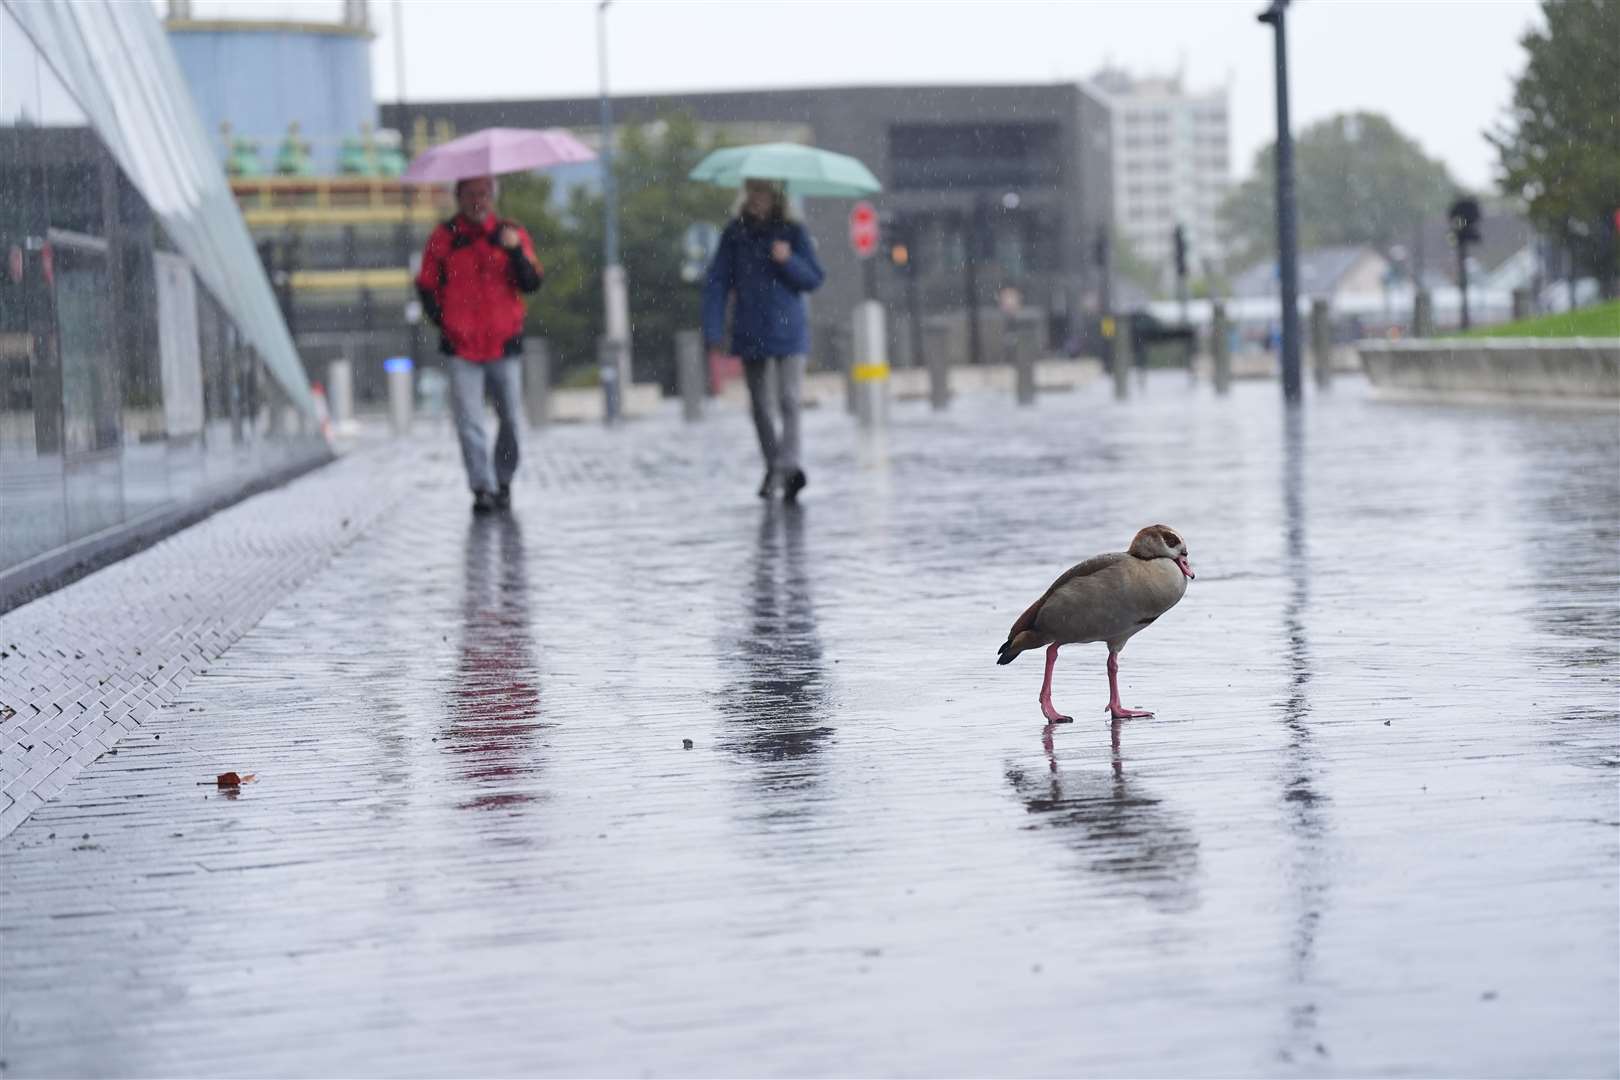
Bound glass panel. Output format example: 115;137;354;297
53;234;124;540
3;5;328;586
889;123;1063;191
152;248;205;506
5;1;314;416
0;6;67;566
118;203;169;517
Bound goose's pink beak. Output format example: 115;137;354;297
1176;556;1195;580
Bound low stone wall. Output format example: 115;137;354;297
1191;346;1364;380
547;383;663;423
1358;338;1619;405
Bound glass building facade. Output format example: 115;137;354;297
0;1;325;596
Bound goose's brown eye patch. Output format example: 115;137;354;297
1160;529;1181;548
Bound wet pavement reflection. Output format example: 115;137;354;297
717;505;834;798
1274;405;1332;1067
1005;720;1200;912
0;375;1615;1077
445;515;543;814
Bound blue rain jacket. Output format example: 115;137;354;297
702;217;824;361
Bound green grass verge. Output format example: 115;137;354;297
1453;299;1620;339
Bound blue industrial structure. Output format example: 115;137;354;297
164;2;377;176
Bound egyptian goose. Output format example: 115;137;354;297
997;525;1195;722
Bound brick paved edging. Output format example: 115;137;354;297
0;443;334;617
0;440;416;839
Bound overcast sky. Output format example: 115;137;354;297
177;0;1545;189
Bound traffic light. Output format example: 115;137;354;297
883;214;913;272
1172;225;1188;279
1449;195;1483;330
1449;196;1482;245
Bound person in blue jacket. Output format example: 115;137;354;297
703;179;825;502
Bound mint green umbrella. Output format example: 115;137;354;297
688;142;882;198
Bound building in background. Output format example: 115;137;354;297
157;0;1122;388
0;0;323;604
1229;245;1390;306
160;0;446;405
386;83;1115;374
1088;67;1230;288
164;0;379;177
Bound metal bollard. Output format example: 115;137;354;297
384;356;413;435
851;299;889;428
1012;314;1039;405
924;319;951;410
1309;298;1332;390
522;338;551;430
1212;302;1232;395
840;328;858;416
675;329;704;422
1511;287;1532;322
1113;318;1133;400
597;336;623;425
326;359;354;426
1413;289;1434;338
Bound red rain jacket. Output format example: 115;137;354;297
415;213;543;362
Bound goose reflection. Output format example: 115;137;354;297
1005;719;1199;912
716;504;833;814
444;513;544;815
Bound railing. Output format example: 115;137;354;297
230;177;450;227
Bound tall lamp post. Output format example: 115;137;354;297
1259;0;1302;403
597;0;630;421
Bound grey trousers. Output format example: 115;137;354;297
449;356;521;494
742;354;805;474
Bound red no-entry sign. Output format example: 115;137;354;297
850;201;879;259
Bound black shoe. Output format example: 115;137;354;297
472;491;498;514
782;468;808;503
757;469;776;499
494;483;511;510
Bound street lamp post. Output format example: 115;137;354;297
1259;0;1302;403
597;0;629;422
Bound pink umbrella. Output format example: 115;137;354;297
401;127;596;183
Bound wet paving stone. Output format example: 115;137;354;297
1;376;1616;1077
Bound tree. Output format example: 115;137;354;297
561;112;738;389
1220;112;1456;269
496;112;737;388
1490;0;1620;298
498;172;593;376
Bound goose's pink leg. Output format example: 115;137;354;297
1039;644;1073;723
1105;651;1154;718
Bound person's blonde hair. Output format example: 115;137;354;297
731;179;797;224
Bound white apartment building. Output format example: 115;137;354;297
1089;68;1231;284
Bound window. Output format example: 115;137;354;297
889;122;1064;191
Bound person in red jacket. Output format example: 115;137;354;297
415;175;543;513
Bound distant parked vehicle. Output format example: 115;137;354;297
1125;311;1197;348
